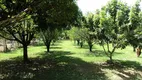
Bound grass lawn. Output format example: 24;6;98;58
0;40;142;80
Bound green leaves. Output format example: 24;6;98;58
126;0;142;47
129;0;141;27
94;0;133;62
35;0;80;30
107;0;118;18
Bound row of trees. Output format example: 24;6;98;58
0;0;81;63
69;0;142;63
1;0;142;63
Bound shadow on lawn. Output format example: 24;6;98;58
50;46;62;49
1;50;142;80
101;60;142;70
77;45;97;50
84;50;123;57
117;60;142;70
32;40;63;47
117;60;142;80
77;45;91;49
100;60;142;80
0;51;107;80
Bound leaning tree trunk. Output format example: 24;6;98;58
23;44;29;63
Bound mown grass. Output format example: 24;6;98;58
0;40;142;80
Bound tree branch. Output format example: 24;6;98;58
27;33;34;45
17;31;23;42
106;41;110;53
102;44;109;57
0;34;15;40
11;32;23;44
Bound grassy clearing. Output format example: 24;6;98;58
0;40;142;80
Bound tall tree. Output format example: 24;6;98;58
40;28;60;52
34;0;80;52
116;1;130;49
68;27;81;45
0;0;38;63
127;0;141;51
82;13;96;52
98;0;130;63
0;17;36;63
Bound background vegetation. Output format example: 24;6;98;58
0;0;142;80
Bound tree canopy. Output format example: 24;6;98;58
0;0;81;63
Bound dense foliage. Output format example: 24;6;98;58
0;0;80;63
68;0;142;63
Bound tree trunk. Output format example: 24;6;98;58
89;45;93;52
46;45;50;52
3;39;8;52
80;41;83;48
133;46;136;52
46;41;51;52
109;55;112;62
108;53;113;64
77;40;80;45
23;45;29;63
133;47;135;52
88;41;93;52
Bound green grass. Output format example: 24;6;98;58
0;40;142;80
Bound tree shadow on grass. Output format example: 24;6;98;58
77;45;90;49
50;46;62;49
0;51;107;80
77;44;97;50
39;51;74;59
84;50;123;57
117;60;142;70
51;41;63;46
100;60;142;80
32;40;63;47
32;42;44;46
101;60;142;70
116;60;142;80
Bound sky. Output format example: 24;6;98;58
77;0;141;14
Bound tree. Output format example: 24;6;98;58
69;15;95;51
82;13;96;52
0;0;38;63
98;0;130;63
34;0;80;52
69;12;99;51
126;0;141;52
0;0;80;62
1;17;36;63
68;27;81;45
40;28;60;52
79;28;94;51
